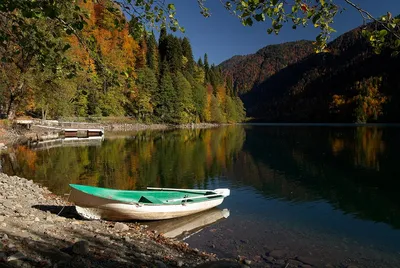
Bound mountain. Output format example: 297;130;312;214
220;26;400;123
219;40;314;95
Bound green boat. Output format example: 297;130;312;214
69;184;230;221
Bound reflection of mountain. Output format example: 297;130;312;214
229;126;400;229
146;208;230;240
1;126;246;195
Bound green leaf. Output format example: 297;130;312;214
254;13;265;21
272;0;278;5
379;29;388;37
243;17;253;26
312;14;321;25
167;4;176;11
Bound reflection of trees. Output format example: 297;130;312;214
353;127;385;170
3;125;400;228
1;126;246;195
235;126;400;229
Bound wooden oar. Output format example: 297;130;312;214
147;187;214;193
164;193;223;203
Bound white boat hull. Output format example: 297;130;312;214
70;188;226;221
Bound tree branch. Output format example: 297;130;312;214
343;0;400;39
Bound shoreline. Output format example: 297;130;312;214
0;172;245;268
0;121;225;148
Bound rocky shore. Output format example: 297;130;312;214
0;173;245;268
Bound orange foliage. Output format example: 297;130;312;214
354;128;385;170
331;138;345;156
68;0;139;76
16;146;37;171
203;130;213;168
203;85;213;122
216;85;226;106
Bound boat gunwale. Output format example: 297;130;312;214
69;184;225;206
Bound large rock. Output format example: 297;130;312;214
114;222;129;232
72;240;90;255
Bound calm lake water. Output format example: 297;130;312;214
2;125;400;267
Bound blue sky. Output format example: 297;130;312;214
169;0;400;65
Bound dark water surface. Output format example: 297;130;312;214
2;125;400;267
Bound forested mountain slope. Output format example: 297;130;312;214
221;26;400;123
219;40;314;95
0;0;245;123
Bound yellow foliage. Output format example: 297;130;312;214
68;0;139;77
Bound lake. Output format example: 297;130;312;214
2;124;400;267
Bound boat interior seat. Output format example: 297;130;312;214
138;195;162;204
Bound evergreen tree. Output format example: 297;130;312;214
146;31;159;75
136;32;147;69
226;75;234;96
154;62;176;122
204;53;209;73
166;35;183;73
197;58;204;68
173;71;195;123
185;73;206;122
159;26;168;61
181;37;195;75
192;82;207;122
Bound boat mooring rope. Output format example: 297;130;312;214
57;190;72;216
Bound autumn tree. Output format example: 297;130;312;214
127;67;158;121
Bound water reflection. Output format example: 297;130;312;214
2;125;400;230
239;125;400;228
146;208;230;240
1;126;246;195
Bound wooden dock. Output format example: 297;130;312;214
63;128;104;138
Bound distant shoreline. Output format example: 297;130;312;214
0;120;226;147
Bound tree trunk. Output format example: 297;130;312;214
7;95;17;120
41;104;48;123
7;81;24;120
